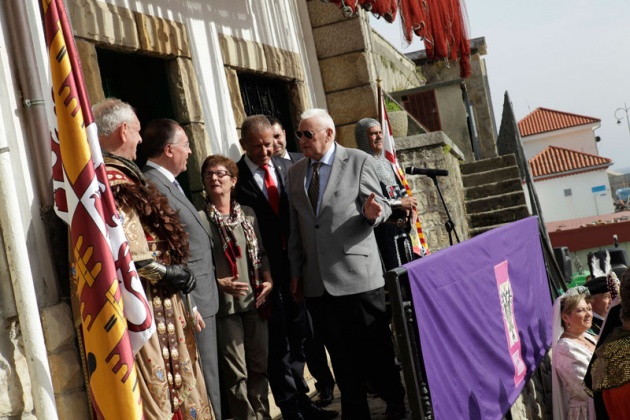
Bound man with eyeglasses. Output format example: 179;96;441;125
235;115;337;420
288;108;407;420
140;118;222;419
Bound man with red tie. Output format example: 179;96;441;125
236;115;337;420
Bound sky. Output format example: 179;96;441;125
370;0;630;172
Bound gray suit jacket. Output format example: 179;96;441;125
287;143;391;297
143;165;220;317
288;151;304;163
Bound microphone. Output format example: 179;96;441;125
405;166;449;177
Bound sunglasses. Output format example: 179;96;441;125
295;127;327;140
203;170;231;179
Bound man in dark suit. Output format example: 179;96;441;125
235;115;337;420
140;119;222;419
268;115;303;163
288;109;406;420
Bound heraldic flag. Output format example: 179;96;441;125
379;96;430;256
42;0;154;417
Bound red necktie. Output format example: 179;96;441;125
262;164;279;215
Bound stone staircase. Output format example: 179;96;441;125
461;154;530;237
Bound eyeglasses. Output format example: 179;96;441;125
203;170;231;179
295;127;327;140
170;140;190;149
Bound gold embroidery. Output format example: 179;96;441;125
591;330;630;391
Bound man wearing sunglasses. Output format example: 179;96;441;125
266;116;336;408
288;109;407;419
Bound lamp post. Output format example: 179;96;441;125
615;103;630;138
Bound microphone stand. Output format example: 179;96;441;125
427;174;460;246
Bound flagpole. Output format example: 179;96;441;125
377;77;383;124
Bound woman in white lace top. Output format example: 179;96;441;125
552;286;596;419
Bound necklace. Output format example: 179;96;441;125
563;331;584;339
562;331;594;347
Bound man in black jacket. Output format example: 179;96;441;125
236;115;337;420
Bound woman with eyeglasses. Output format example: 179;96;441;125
199;154;273;420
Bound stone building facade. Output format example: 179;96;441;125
0;0;508;418
0;0;434;418
307;1;424;147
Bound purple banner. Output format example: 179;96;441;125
406;216;552;419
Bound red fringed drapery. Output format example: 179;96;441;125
327;0;471;78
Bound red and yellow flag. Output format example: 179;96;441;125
42;0;154;417
380;96;430;256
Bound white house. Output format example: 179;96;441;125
518;108;614;222
519;107;601;160
526;146;614;222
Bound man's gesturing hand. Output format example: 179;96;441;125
364;192;382;221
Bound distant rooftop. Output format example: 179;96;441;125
518;107;600;137
547;211;630;251
547;211;630;232
529;146;612;179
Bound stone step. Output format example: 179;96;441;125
465;191;527;214
461;165;521;188
460;154;517;175
468;204;530;229
465;178;523;201
469;223;507;237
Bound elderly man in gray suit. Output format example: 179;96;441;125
288;109;406;419
140;119;222;419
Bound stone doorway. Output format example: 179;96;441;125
96;48;194;194
98;48;176;126
238;73;298;152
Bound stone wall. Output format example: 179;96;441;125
396;132;469;251
417;39;498;160
371;30;425;93
0;304;92;419
434;82;474;160
467;55;498;159
307;1;424;147
0;303;94;420
0;319;34;418
40;303;89;419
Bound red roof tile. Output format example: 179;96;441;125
529;146;612;178
518;107;600;137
